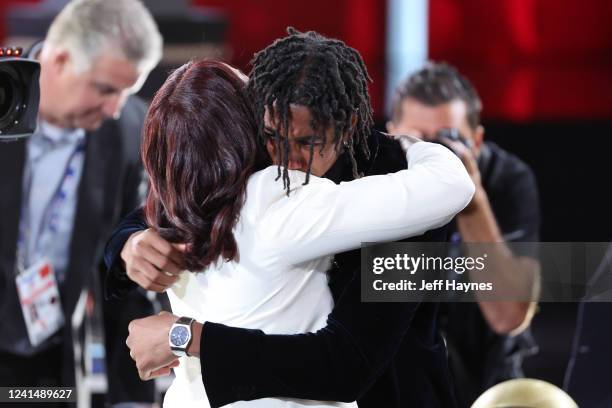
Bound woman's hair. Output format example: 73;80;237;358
142;60;264;271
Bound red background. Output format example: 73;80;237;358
2;0;611;120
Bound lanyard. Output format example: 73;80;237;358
16;138;86;274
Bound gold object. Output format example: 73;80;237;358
471;378;578;408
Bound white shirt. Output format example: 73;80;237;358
164;142;475;408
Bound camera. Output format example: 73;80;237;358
433;128;473;152
0;47;40;141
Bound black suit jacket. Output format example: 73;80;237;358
0;97;155;403
564;243;612;408
104;131;456;407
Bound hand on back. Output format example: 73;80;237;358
121;228;186;292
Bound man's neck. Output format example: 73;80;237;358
323;151;353;184
36;114;84;146
39;112;75;133
323;130;378;183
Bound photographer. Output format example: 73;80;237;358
0;0;162;407
386;62;540;407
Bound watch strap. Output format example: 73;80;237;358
175;316;195;326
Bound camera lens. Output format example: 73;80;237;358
435;128;473;150
436;128;461;142
0;65;23;130
0;72;15;118
0;57;39;140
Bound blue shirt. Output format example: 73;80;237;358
20;121;86;284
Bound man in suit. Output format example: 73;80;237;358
0;0;162;406
108;29;457;407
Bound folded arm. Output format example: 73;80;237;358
198;271;420;406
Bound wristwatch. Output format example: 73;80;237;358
168;316;195;357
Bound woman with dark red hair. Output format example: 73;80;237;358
139;60;474;407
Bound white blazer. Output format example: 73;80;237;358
164;142;475;408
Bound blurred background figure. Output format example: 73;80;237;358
564;243;612;407
0;1;161;407
386;62;540;407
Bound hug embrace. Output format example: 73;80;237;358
106;28;474;408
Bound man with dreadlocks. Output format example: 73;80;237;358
249;27;374;189
105;29;461;407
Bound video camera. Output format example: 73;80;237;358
0;47;40;141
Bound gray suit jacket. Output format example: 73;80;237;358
0;96;155;403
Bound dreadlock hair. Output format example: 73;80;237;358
390;62;483;131
248;27;374;192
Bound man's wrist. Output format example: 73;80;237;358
121;230;144;265
187;321;202;357
460;185;488;215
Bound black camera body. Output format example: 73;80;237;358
0;47;40;141
434;127;473;151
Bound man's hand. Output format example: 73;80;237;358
434;136;486;214
121;228;185;292
435;136;482;188
126;311;179;380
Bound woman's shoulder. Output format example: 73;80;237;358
243;166;335;218
248;166;332;192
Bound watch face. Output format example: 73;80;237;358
170;325;190;347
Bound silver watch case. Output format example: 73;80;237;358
168;316;195;357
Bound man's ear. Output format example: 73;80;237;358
386;120;397;134
343;113;359;146
49;48;71;75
